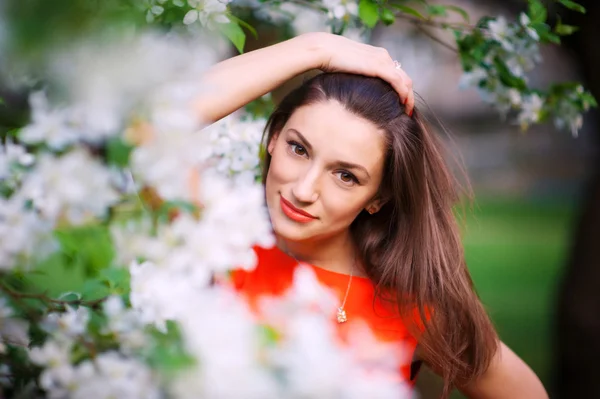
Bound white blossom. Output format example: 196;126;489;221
129;260;195;332
0;298;29;352
458;66;488;90
554;101;584;137
29;339;75;398
19;149;119;224
185;0;231;29
201;114;265;181
519;13;540;40
70;352;161;399
0;140;34;184
43;306;90;338
20;92;80;150
0;195;56;271
102;296;146;350
518;93;544;128
488;16;513;51
32;347;161;399
322;0;359;21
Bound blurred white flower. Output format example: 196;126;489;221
0;140;34;183
20;92;80;150
102;296;147;351
185;0;231;29
29;338;76;397
70;352;160;399
33;347;160;399
519;13;540;41
19;149;119;224
458;67;488;90
201;114;265;180
0;195;56;271
172;287;278;399
130;129;211;200
0;298;29;351
518;93;544;128
323;0;359;21
129;260;197;332
49;32;218;137
554;101;584;137
44;306;90;338
488;16;513;51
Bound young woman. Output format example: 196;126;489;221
195;32;548;398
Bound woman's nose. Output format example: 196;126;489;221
291;167;320;204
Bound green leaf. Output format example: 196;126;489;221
106;137;133;168
359;0;379;28
55;224;115;276
558;0;586;13
58;291;82;303
218;20;246;53
81;278;110;300
493;57;527;91
528;0;547;23
147;321;196;377
530;22;561;44
99;267;130;294
229;15;258;39
390;4;425;20
0;97;4;106
445;5;470;23
380;8;395;25
427;5;448;17
555;22;579;35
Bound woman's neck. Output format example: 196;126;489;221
276;231;366;277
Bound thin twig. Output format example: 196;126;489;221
0;282;107;309
393;12;477;31
284;0;327;13
414;24;459;52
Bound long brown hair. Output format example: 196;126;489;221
261;73;498;395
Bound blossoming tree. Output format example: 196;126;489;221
0;0;595;398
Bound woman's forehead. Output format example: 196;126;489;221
284;101;386;169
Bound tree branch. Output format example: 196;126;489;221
0;282;107;310
393;12;477;31
414;24;459;52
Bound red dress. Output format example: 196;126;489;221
231;245;420;387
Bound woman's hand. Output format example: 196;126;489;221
195;32;414;123
303;32;415;116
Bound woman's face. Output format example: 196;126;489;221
265;100;387;243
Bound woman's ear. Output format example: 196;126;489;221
267;132;280;155
365;197;385;215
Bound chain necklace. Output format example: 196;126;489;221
286;249;355;324
336;264;354;323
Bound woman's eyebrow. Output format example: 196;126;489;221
336;161;370;180
287;128;371;180
287;128;312;151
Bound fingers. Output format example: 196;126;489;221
370;47;414;116
396;67;414;116
326;37;415;116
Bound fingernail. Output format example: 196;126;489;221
408;109;413;117
403;98;408;105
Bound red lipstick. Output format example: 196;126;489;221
280;195;317;223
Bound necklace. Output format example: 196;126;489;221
285;250;355;324
336;265;354;323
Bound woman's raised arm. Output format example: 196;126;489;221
193;32;414;124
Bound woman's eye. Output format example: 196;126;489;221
288;141;307;156
337;171;358;185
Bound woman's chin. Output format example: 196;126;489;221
271;217;314;243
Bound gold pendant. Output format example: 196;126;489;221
336;307;347;323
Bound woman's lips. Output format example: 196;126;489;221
280;195;317;223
